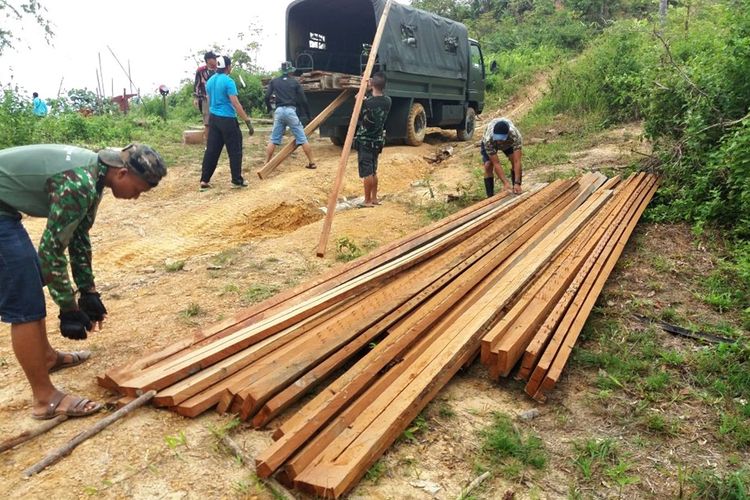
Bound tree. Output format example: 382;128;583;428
0;1;53;55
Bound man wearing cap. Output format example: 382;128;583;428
0;143;167;419
480;117;523;197
264;62;317;170
194;51;218;143
201;55;254;190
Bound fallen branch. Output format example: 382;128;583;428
634;314;735;345
23;390;156;477
0;415;67;454
220;435;296;500
456;471;491;499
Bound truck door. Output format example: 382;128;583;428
468;41;485;113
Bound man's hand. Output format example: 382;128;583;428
59;310;93;340
513;182;523;194
78;291;107;329
245;119;254;136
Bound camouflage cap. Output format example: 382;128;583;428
98;144;167;187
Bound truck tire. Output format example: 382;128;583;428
330;135;345;146
405;102;427;146
456;107;476;141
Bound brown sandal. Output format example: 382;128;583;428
32;392;101;420
305;163;317;169
49;350;91;373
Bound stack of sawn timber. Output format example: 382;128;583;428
98;172;657;499
297;71;362;91
479;172;659;401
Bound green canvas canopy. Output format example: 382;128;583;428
286;0;469;80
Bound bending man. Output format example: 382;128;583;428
0;143;167;419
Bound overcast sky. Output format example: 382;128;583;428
1;0;409;99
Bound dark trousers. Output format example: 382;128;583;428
201;114;243;184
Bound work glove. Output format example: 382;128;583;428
245;119;254;136
78;290;108;322
59;310;93;340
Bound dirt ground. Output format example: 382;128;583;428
1;77;744;499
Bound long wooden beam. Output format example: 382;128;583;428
316;0;393;257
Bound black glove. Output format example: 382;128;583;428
59;310;93;340
78;291;108;322
245;119;254;136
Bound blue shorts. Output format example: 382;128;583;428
270;106;308;146
0;216;46;324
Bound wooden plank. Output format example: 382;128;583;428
117;186;542;397
269;181;575;439
316;0;393;257
485;177;635;377
255;180;579;476
518;174;650;382
291;194;611;497
527;176;659;400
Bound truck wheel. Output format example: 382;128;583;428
456;107;476;141
405;102;427;146
330;136;345;146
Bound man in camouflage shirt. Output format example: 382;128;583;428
480;117;523;197
0;143;166;419
354;72;391;207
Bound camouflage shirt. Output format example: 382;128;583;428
482;117;523;156
0;145;106;311
355;95;392;147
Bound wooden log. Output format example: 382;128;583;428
316;0;393;257
0;416;67;454
257;89;354;179
23;390;156;477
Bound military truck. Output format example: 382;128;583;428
285;0;486;146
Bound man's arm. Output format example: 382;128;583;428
264;80;274;113
295;82;311;120
68;203;98;294
40;169;98;311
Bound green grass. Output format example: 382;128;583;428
572;438;617;480
688;468;750;499
243;284;280;304
365;459;387;483
401;414;429;443
164;259;185;272
180;302;204;318
335;236;363;262
477;412;547;478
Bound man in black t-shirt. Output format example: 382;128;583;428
354;72;391;207
194;51;218;143
264;62;317;169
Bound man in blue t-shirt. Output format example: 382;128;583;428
200;55;254;190
32;92;48;117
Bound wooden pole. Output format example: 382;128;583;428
0;416;67;454
98;52;105;98
23;390;156;477
257;89;353;179
315;0;393;257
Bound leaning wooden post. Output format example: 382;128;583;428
0;415;67;454
315;0;393;257
23;390;156;477
258;89;353;179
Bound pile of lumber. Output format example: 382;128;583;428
99;173;657;498
480;173;659;400
297;71;362;91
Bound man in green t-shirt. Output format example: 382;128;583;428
354;72;391;207
0;143;166;419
